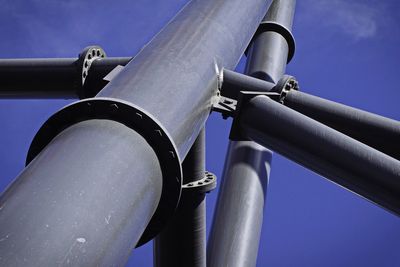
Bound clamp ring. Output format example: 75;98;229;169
247;21;296;63
26;97;182;247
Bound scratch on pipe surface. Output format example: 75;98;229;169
61;237;86;265
105;215;111;225
0;234;10;242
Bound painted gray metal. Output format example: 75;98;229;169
0;57;131;98
284;90;400;160
154;130;206;267
97;0;272;160
208;141;272;267
246;0;296;83
0;120;163;266
208;1;296;267
0;0;272;265
240;95;400;216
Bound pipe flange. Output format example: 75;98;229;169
246;21;296;63
26;97;182;247
77;46;106;98
182;171;217;194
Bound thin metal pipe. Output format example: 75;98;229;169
0;0;271;265
207;141;272;267
0;57;131;99
154;130;206;267
208;1;296;266
220;71;400;161
246;0;296;83
284;90;400;160
0;58;77;98
240;95;400;216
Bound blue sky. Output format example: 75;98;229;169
0;0;399;266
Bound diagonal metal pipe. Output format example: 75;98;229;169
239;95;400;216
219;69;400;161
284;90;400;160
0;0;271;266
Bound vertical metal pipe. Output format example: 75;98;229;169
208;1;296;266
245;0;296;83
154;129;206;267
208;141;272;267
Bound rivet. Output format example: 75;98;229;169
155;129;162;136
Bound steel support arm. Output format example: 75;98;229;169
0;0;272;265
237;94;400;216
284;90;400;160
0;56;131;99
220;70;400;160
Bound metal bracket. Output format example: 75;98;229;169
212;96;238;119
103;65;125;82
217;74;299;141
182;171;217;194
212;73;299;119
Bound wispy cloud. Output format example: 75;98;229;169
300;0;382;40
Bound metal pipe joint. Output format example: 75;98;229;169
26;97;183;247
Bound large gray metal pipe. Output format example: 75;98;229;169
0;120;163;266
96;0;271;159
239;95;400;216
0;0;271;265
208;1;296;266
